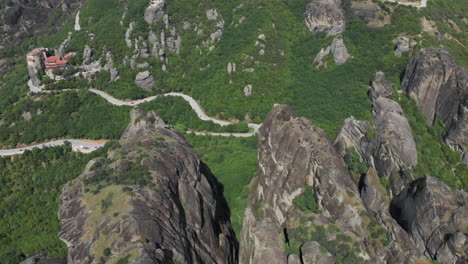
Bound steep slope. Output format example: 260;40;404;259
59;108;238;264
402;47;468;163
239;105;427;264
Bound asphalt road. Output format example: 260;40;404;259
89;89;262;134
0;140;105;156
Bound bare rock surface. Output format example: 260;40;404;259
144;0;165;24
305;0;345;36
59;108;238;264
390;176;468;264
402;47;468;162
135;71;155;91
313;37;351;68
335;72;417;195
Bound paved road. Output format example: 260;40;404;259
0;139;105;156
1;88;262;156
387;0;427;8
89;89;262;133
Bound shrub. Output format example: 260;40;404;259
293;187;318;213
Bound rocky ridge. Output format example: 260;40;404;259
402;47;468;163
335;71;418;195
59;108;238;264
239;104;427;264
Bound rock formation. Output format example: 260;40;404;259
239;104;427;264
393;36;417;57
243;84;252;96
144;0;165;24
350;0;391;28
402;48;468;162
59;108;238;264
135;71;155;91
391;176;468;264
0;0;84;46
313;37;351;68
305;0;346;36
335;72;417;195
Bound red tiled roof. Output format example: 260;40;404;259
56;60;68;65
64;53;74;59
45;56;61;63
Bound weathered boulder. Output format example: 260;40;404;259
135;71;155;91
402;47;468;162
305;0;345;36
313;37;351;68
350;0;390;28
390;176;468;264
359;168;387;213
330;37;351;64
394;36;411;57
244;84;252;96
144;0;165;24
59;108;238;264
301;241;335;264
82;45;92;64
369;71;393;100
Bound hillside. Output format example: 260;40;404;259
0;0;466;263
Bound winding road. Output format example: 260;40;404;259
1;88;262;156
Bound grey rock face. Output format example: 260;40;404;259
135;71;155;91
144;0;165;24
313;37;351;68
82;45;92;64
359;168;387;213
57;33;71;57
402;47;468;162
1;0;84;46
335;72;417;195
240;105;367;264
330;37;351;64
59;108;238;264
305;0;345;36
369;71;393;100
110;67;119;82
301;241;335;264
243;84;252;96
206;9;218;20
394;36;410;57
19;254;65;264
390;177;468;264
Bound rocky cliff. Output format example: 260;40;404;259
0;0;83;47
335;71;418;195
239;105;427;264
59;108;238;264
304;0;345;36
402;47;468;163
391;177;467;264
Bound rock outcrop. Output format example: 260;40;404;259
240;104;427;264
59;108;238;264
1;0;84;46
335;72;417;195
144;0;165;24
390;177;468;264
402;47;468;162
350;0;391;28
313;37;351;68
135;71;155;91
305;0;345;36
393;36;417;57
